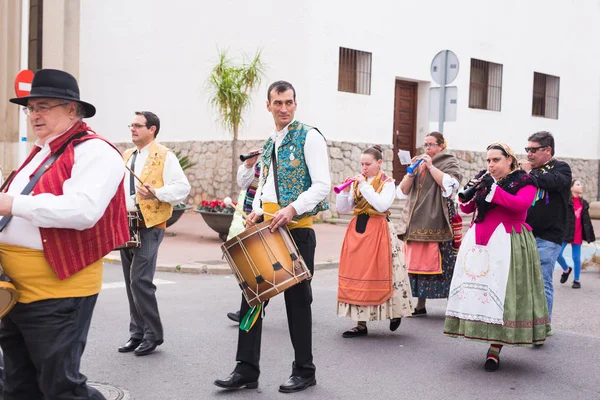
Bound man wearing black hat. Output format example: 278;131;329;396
0;69;129;399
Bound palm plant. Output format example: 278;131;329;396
207;49;265;197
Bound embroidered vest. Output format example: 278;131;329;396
123;141;173;227
260;121;329;220
353;171;393;216
33;132;129;280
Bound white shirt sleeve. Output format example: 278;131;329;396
396;184;409;200
335;190;355;214
359;180;396;213
11;139;126;230
154;151;192;205
237;164;255;190
441;173;460;198
290;129;331;215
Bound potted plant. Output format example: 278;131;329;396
166;151;196;228
193;200;236;241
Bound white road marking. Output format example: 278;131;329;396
101;278;176;290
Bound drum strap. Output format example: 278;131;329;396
271;143;280;203
0;131;89;232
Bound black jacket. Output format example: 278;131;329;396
525;159;572;244
563;197;596;244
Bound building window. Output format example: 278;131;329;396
532;72;559;119
28;0;43;71
338;47;372;95
468;59;502;111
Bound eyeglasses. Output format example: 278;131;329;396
524;146;547;154
423;143;439;148
128;123;147;129
22;102;69;116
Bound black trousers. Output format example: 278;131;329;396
0;295;105;400
235;228;316;379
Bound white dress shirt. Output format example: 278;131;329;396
336;179;396;214
124;142;191;212
237;163;256;190
252;121;331;215
1;132;125;250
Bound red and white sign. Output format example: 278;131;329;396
14;69;34;97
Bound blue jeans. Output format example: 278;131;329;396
557;242;582;281
536;238;562;320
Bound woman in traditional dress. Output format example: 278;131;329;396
444;142;551;372
396;132;462;316
336;145;413;338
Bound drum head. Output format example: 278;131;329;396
0;281;18;318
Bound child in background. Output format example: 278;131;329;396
557;179;596;289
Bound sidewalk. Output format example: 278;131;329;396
104;211;600;274
104;211;348;274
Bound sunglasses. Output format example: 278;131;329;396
524;146;547;154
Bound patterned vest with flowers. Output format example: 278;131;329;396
260;121;329;220
123;141;173;227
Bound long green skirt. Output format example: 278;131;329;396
443;229;551;347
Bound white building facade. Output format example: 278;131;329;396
2;0;600;206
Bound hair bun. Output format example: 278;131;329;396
372;144;383;153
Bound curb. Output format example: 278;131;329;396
103;254;339;275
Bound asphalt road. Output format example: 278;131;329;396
82;264;600;400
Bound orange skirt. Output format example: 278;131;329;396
338;215;393;306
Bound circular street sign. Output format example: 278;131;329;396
430;50;459;86
14;69;35;97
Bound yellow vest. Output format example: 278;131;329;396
123;141;173;227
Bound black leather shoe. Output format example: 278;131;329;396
560;267;572;284
390;318;402;332
214;372;258;390
118;338;142;353
227;311;240;323
133;339;163;356
278;375;316;393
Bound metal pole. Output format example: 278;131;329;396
438;50;448;133
18;0;30;165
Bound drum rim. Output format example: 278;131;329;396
222;219;281;249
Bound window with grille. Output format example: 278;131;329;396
532;72;560;119
338;47;372;95
468;59;502;111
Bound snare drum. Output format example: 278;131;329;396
0;264;18;318
114;212;141;250
222;220;311;307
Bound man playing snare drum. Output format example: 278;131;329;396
117;111;190;357
0;68;129;399
214;81;331;393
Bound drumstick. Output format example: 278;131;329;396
256;209;298;225
125;165;160;201
0;170;17;192
223;197;247;218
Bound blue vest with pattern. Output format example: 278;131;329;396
260;121;329;220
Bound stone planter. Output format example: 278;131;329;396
166;204;192;228
193;210;234;241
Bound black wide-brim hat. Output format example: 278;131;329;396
9;69;96;118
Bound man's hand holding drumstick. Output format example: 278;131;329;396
224;197;297;233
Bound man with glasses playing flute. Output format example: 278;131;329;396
518;131;571;323
117;111;190;357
